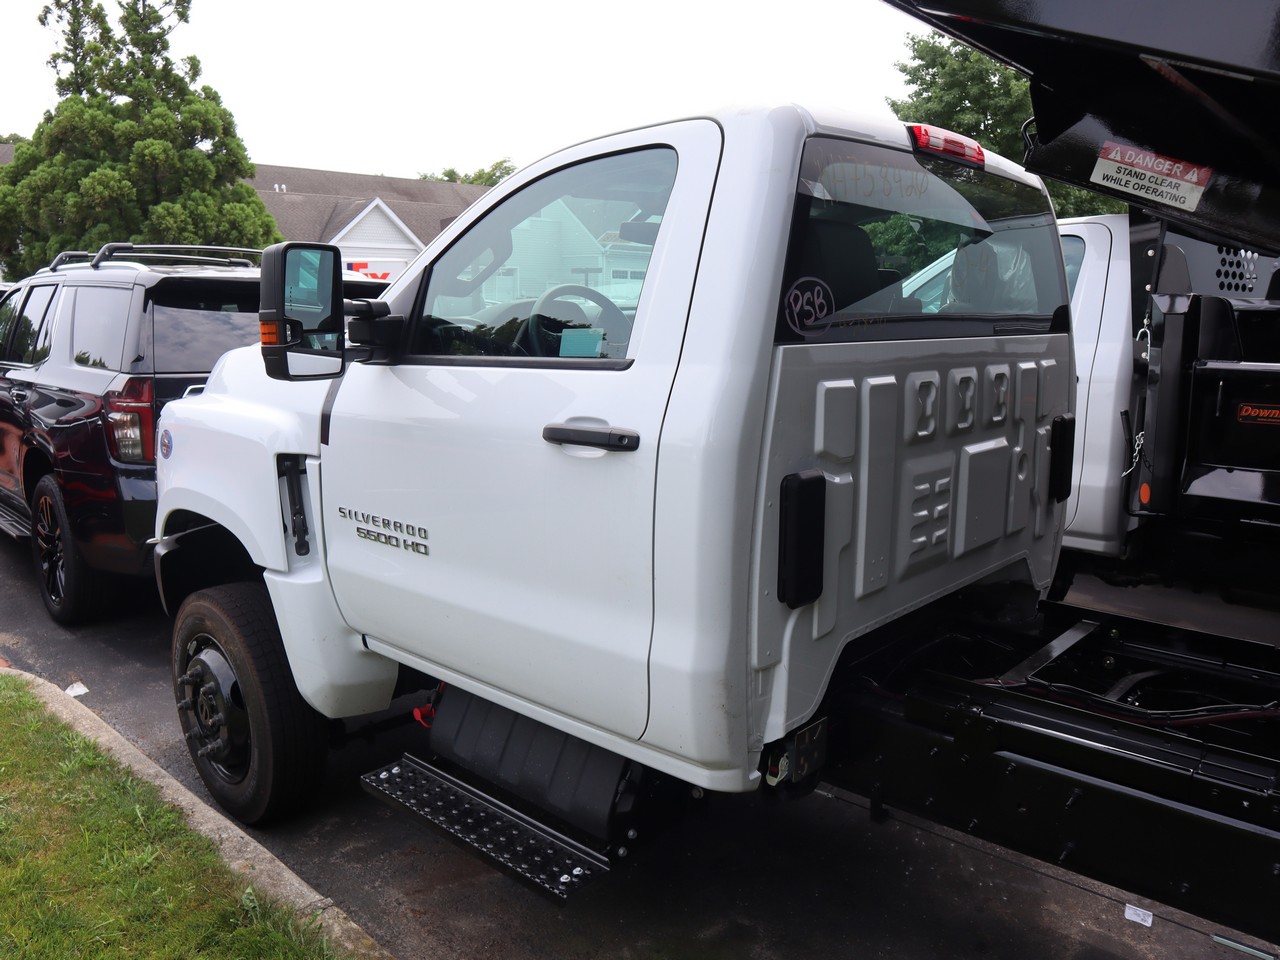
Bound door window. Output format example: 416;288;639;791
7;285;58;364
0;290;19;357
1060;234;1086;300
411;148;678;362
71;286;132;370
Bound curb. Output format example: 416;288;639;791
1;664;396;960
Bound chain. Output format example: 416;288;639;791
1121;429;1151;478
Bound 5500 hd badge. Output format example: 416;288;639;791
337;507;429;556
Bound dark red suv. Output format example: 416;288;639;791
0;244;271;623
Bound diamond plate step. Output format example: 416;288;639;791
361;754;609;898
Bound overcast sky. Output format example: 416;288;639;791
2;1;926;181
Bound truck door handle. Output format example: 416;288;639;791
10;389;28;404
542;423;640;452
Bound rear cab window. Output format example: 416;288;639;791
777;136;1067;343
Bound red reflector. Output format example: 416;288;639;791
908;124;985;168
1139;482;1151;505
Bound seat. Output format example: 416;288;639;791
945;240;1000;313
790;219;881;312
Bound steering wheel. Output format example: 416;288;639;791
527;284;629;357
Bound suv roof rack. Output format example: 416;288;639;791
47;242;264;272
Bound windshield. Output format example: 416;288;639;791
777;136;1067;343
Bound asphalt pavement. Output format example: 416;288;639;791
2;532;1278;960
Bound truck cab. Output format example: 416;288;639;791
156;103;1071;837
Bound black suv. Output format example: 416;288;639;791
0;243;271;624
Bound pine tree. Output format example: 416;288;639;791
0;0;280;278
888;33;1123;218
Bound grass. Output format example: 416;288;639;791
0;672;352;959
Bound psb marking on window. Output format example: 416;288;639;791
785;277;834;337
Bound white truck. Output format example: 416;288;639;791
1056;212;1280;596
154;104;1280;940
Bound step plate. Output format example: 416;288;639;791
0;498;29;538
362;754;609;898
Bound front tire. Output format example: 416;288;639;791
30;473;102;625
173;582;327;824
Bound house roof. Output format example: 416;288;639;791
0;144;487;247
249;164;488;244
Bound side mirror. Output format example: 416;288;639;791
260;242;346;380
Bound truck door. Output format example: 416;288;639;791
321;122;721;739
1058;218;1132;552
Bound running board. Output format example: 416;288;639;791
0;498;29;538
361;754;609;898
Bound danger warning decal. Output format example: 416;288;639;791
1089;141;1213;212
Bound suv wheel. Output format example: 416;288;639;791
30;474;101;624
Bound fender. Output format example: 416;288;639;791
156;346;334;570
156;347;399;717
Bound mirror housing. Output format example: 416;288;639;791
260;242;347;381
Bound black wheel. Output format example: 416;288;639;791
172;582;327;824
30;473;102;625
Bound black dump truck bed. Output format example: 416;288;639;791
883;0;1280;255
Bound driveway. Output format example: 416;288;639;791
1;534;1274;960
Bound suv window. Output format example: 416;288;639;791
411;148;678;361
0;290;20;355
776;137;1066;343
148;279;260;372
7;285;59;364
72;286;132;370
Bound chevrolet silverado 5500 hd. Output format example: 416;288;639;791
154;105;1280;941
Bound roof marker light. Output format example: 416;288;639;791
908;124;986;169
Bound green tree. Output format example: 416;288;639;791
888;33;1123;218
0;0;280;279
39;0;117;97
420;158;515;186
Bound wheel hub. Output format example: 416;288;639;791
177;638;250;781
33;495;65;604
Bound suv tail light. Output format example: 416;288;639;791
105;377;155;463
